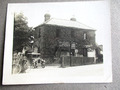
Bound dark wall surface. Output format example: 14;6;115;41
0;0;120;90
35;24;95;58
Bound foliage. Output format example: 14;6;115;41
13;13;34;52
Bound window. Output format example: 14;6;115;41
71;30;75;38
38;28;41;38
83;33;87;40
56;29;60;37
38;60;40;63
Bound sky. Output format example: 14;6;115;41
9;1;111;45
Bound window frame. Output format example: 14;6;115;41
83;32;87;40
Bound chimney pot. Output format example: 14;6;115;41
70;17;76;21
44;13;50;21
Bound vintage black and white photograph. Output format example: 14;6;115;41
3;1;112;85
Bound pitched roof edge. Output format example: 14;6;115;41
43;24;96;31
34;18;96;31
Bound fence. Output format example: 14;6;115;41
61;56;95;67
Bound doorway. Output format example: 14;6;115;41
83;48;87;57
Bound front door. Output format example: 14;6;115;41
83;48;87;57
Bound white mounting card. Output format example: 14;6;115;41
3;0;112;85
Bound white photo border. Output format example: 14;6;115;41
2;1;112;85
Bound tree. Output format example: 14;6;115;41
13;13;33;52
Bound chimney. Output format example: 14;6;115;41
70;17;76;21
44;13;50;21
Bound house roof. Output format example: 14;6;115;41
35;18;96;30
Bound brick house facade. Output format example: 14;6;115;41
34;14;96;64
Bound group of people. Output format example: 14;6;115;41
12;52;29;74
32;57;46;68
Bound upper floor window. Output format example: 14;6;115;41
56;29;60;37
38;28;41;38
83;33;87;40
71;30;75;38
